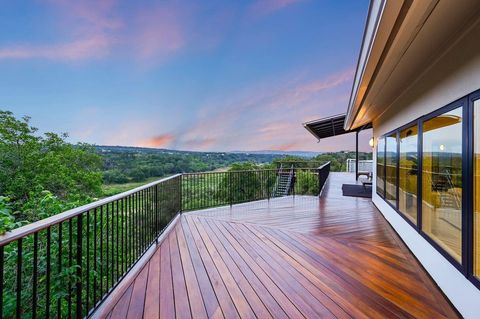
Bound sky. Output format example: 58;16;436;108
0;0;372;152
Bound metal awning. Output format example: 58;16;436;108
303;113;372;141
303;113;372;181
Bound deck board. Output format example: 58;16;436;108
105;173;459;319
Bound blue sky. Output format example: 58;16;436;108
0;0;371;152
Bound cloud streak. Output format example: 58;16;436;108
0;1;227;64
137;67;355;151
139;134;175;148
0;35;113;61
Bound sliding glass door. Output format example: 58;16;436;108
422;107;463;263
377;137;385;196
385;133;398;206
399;125;418;224
474;98;480;278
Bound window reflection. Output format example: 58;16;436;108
474;100;480;277
377;137;385;196
399;125;418;224
386;133;397;206
422;107;462;262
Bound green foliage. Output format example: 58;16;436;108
0;110;102;224
312;151;372;171
0;197;19;235
295;170;319;195
99;146;278;185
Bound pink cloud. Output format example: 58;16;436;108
269;142;301;151
0;35;113;61
139;134;175;148
168;67;354;151
0;1;230;64
132;5;187;61
250;0;305;16
0;0;120;61
47;0;122;33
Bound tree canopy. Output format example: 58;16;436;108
0;111;103;228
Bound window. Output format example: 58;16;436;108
399;125;418;224
385;133;397;206
422;107;463;263
376;137;385;196
474;99;480;277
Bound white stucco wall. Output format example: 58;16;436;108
371;19;480;319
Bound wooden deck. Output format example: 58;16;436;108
103;173;459;319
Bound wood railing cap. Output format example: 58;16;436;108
0;174;182;246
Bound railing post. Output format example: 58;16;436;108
318;168;321;196
229;172;233;207
267;171;270;201
292;170;296;197
155;184;159;244
179;175;183;213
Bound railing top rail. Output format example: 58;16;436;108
0;173;182;246
182;168;322;175
276;161;326;165
318;161;331;170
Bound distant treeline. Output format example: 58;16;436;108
98;145;372;184
98;146;281;184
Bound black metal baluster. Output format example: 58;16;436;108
140;190;143;251
32;232;38;319
140;191;143;252
121;198;125;276
93;208;98;306
16;239;22;319
0;245;4;319
56;224;62;318
68;220;73;318
100;205;104;295
145;189;149;245
126;196;130;268
146;188;150;243
141;190;145;250
133;192;137;258
86;211;90;314
116;200;119;281
110;202;114;289
46;227;51;317
131;194;135;264
76;215;82;319
129;195;132;266
133;193;136;262
150;187;154;241
145;189;149;246
106;203;110;292
149;187;152;241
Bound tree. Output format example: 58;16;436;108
0;110;103;223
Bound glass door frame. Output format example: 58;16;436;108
467;90;480;288
375;89;480;289
418;97;467;273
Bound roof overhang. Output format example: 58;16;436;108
303;114;372;141
345;0;480;131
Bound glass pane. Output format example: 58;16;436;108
474;99;480;277
399;125;418;224
376;137;385;196
422;107;462;262
386;133;397;206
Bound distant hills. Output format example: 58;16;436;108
96;145;321;158
230;150;321;158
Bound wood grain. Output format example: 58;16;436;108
105;173;459;319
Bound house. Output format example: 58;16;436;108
1;0;478;318
343;0;480;316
